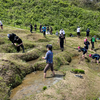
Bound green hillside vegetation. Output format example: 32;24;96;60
1;0;100;34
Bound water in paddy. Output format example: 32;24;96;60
10;56;100;100
10;60;64;100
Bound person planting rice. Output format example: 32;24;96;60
14;36;24;53
42;44;55;78
89;54;100;64
7;33;16;44
78;46;87;59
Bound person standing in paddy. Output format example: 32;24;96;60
58;33;66;51
42;44;55;78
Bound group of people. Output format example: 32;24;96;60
30;24;37;33
30;24;53;37
42;36;99;78
5;25;100;78
78;37;100;64
7;33;24;53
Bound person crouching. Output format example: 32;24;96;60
78;46;87;59
89;54;100;64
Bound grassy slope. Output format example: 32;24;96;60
0;26;100;100
0;0;100;33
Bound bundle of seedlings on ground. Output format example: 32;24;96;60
71;69;85;74
43;86;47;90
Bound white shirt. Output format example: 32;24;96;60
0;21;3;25
60;30;65;34
77;28;80;32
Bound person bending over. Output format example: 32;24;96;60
7;33;16;44
89;54;100;64
14;36;24;53
42;44;55;78
78;46;87;59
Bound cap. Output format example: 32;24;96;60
78;46;80;49
89;54;92;57
84;39;87;42
7;34;10;38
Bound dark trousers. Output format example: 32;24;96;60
35;28;37;31
44;63;53;73
60;41;64;49
43;31;46;37
40;28;41;32
17;44;24;53
91;42;94;49
30;28;33;33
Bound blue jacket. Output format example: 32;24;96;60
45;50;53;63
92;54;100;59
80;47;87;52
42;26;46;32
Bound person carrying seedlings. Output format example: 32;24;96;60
0;20;3;30
42;25;46;37
42;44;55;78
7;33;16;44
86;28;90;38
34;24;37;31
91;35;96;50
58;33;66;51
30;24;33;33
89;54;100;64
84;38;90;50
78;46;87;59
77;26;80;38
14;36;24;53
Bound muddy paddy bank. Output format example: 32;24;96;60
0;26;100;100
